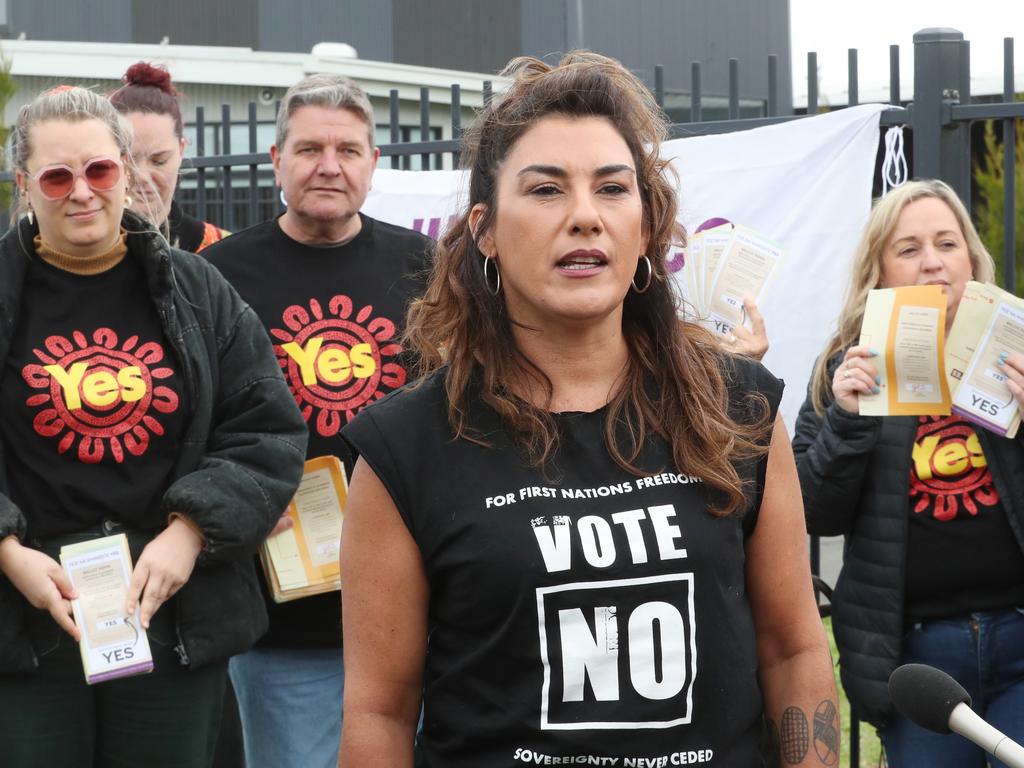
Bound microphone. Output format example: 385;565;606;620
888;663;1024;768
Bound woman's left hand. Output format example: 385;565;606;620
127;517;204;629
724;298;769;360
999;351;1024;410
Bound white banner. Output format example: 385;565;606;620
362;104;885;427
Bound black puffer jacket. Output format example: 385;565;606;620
792;353;1024;727
0;212;308;673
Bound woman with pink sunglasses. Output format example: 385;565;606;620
0;85;307;767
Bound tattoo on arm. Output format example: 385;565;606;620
813;699;840;765
780;706;809;764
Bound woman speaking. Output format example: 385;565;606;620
338;52;836;768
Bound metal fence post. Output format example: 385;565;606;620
912;28;971;198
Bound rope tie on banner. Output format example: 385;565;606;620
881;125;908;195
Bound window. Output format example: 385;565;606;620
182;121;277;157
661;93;766;124
377;125;445;171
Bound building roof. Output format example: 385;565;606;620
1;38;506;105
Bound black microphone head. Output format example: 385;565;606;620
888;663;972;734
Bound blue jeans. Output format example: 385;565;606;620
229;647;344;768
880;607;1024;768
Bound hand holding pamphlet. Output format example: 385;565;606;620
946;281;1024;437
259;456;347;603
60;534;153;684
679;223;783;339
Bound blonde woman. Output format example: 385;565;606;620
0;85;306;768
794;179;1024;767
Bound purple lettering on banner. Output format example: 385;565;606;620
411;215;458;240
695;216;731;233
411;217;443;239
666;217;732;273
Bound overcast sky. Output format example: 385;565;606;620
789;0;1023;105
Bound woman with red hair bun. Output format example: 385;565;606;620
110;62;228;252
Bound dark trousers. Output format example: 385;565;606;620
0;603;227;768
214;679;247;768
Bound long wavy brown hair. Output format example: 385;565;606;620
406;51;769;517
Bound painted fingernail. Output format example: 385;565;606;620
869;348;880;357
872;386;880;394
998;351;1009;360
874;375;881;385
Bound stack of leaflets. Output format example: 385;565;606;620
677;223;784;339
856;281;1024;437
946;281;1024;437
60;534;153;684
259;456;347;603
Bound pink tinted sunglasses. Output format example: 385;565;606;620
27;156;123;200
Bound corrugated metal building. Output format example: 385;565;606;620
0;0;793;119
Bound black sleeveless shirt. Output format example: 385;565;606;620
342;356;783;767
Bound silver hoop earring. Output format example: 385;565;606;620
483;255;501;295
125;195;133;208
279;190;288;208
26;209;34;226
631;255;653;293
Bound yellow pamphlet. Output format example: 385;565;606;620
859;285;951;417
259;455;347;603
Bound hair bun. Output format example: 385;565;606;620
123;62;177;95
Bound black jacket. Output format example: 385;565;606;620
792;353;1024;727
0;212;307;672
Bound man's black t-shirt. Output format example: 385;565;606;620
205;213;431;647
0;256;186;539
342;357;783;768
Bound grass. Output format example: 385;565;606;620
824;617;885;768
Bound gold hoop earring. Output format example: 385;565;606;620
631;255;653;293
483;255;501;295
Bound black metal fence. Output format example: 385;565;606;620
173;29;1020;278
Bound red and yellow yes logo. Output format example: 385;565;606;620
271;295;407;437
280;337;376;387
909;415;998;521
21;329;179;463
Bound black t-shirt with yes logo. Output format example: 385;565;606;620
1;255;185;539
